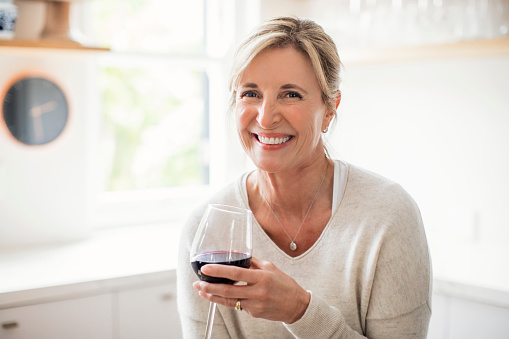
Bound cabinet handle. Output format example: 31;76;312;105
2;321;19;330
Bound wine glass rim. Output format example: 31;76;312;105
208;204;253;215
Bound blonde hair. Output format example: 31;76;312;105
228;17;342;114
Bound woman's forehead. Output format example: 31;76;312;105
239;47;319;89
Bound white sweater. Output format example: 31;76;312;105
177;161;432;338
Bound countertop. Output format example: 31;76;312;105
0;223;180;309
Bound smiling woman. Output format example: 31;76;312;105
178;17;431;339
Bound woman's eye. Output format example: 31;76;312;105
241;91;258;98
285;92;302;99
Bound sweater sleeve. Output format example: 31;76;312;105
284;291;367;338
285;294;430;338
363;181;432;337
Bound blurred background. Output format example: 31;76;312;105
0;1;508;338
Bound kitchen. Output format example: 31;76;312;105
1;0;508;338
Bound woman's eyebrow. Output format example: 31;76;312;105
281;83;308;94
239;82;258;89
238;83;308;95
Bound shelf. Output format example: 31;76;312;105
2;37;508;64
341;37;509;65
0;39;109;52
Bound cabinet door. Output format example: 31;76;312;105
449;297;509;339
0;294;113;339
117;282;182;339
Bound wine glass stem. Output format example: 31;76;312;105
204;301;217;339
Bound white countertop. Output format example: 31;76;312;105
1;223;508;310
0;223;181;309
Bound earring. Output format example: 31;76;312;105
322;126;329;133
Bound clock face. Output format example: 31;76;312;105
2;76;69;146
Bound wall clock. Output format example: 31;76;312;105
2;76;69;145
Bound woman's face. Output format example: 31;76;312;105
235;47;333;173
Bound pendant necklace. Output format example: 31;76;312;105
259;161;328;251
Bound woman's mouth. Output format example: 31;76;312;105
256;135;292;145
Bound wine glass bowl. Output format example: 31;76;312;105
190;204;253;338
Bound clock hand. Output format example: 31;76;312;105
30;101;57;117
30;101;56;143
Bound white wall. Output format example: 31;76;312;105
0;51;99;246
330;55;509;245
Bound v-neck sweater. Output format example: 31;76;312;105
177;161;432;338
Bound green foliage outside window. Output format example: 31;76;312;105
100;67;206;191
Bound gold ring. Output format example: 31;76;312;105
235;300;242;311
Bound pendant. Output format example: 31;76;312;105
289;242;297;251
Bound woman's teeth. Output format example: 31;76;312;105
257;135;291;145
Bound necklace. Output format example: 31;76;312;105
259;161;328;251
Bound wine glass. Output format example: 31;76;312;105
190;204;253;339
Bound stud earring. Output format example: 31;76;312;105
322;127;329;133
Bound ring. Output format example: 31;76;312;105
235;300;242;311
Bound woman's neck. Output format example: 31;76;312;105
254;157;332;218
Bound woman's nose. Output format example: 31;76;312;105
256;99;280;128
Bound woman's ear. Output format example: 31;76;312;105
323;91;341;132
324;91;341;123
335;91;341;109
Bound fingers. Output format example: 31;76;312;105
200;259;261;284
202;264;245;283
193;256;275;301
191;256;263;309
193;280;245;309
193;279;246;300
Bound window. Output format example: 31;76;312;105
99;66;208;191
88;0;241;228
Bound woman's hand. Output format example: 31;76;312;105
192;256;310;324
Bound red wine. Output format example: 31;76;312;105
191;251;252;284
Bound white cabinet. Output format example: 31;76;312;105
0;279;182;339
0;294;113;339
117;282;182;339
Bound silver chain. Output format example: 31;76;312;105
259;161;328;251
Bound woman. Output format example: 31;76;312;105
177;17;431;338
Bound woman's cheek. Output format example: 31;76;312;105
235;105;253;150
235;103;254;131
